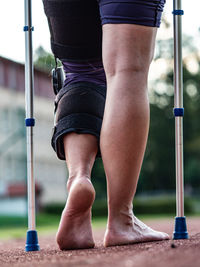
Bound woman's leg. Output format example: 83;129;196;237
42;0;106;250
100;24;169;246
56;133;98;250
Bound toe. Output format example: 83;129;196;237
162;232;170;240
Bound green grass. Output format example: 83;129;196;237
1;213;199;240
0;225;58;240
0;213;58;240
0;213;107;240
0;214;169;240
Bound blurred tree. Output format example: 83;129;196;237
34;46;61;72
137;35;200;194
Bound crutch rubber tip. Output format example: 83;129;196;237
173;217;189;240
25;230;40;251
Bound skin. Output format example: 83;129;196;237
56;24;169;250
56;133;97;250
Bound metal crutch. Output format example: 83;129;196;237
24;0;40;251
172;0;188;239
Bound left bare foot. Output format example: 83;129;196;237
56;177;95;250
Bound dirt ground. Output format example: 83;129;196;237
0;217;200;267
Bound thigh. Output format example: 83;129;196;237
42;0;102;61
100;0;166;74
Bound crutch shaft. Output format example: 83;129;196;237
175;117;184;217
174;0;183;108
26;128;36;230
173;0;184;218
24;0;35;232
24;0;40;251
173;0;188;240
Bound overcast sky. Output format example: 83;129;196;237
0;0;199;63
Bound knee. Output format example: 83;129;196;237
104;47;154;80
62;60;106;88
105;60;151;80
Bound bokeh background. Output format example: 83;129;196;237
0;0;200;239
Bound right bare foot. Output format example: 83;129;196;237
56;177;95;250
104;210;169;247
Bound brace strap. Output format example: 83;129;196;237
51;41;102;61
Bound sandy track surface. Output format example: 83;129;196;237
0;217;200;267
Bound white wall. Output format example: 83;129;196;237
0;86;68;209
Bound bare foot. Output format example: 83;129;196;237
104;211;169;247
56;177;95;250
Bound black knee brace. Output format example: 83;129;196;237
43;0;106;159
52;82;106;160
42;0;102;61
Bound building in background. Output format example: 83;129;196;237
0;56;67;216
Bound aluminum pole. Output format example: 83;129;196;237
24;0;40;251
173;0;188;240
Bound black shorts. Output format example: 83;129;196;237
99;0;166;27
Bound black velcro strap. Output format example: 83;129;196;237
51;41;102;61
55;82;106;104
52;113;102;160
54;113;102;137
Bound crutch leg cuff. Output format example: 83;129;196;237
25;230;40;252
173;217;189;240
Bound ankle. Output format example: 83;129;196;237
67;174;91;191
107;206;134;231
